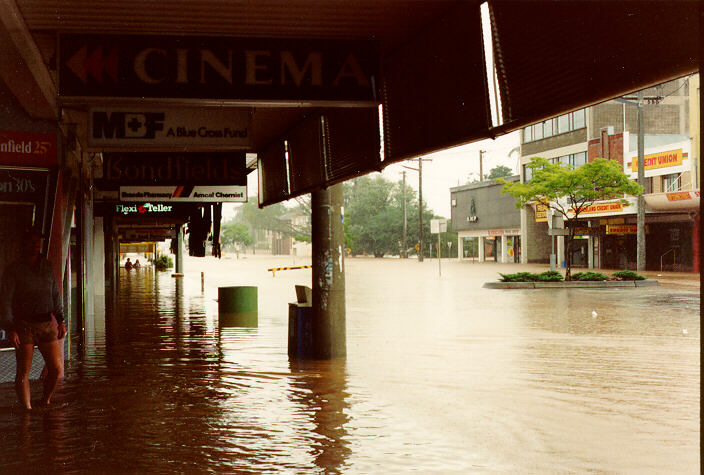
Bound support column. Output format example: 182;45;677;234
500;236;508;263
692;213;699;273
588;235;595;269
175;225;184;274
457;235;463;261
311;184;346;359
478;236;485;262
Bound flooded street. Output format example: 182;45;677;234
0;255;699;473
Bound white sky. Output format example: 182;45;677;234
225;130;520;220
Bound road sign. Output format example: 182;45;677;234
430;218;447;234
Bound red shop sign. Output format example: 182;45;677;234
0;130;57;166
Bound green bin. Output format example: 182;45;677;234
218;286;258;327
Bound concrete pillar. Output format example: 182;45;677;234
175;225;184;274
557;236;565;268
588;235;595;269
500;236;508;263
478;236;485;262
520;208;528;264
457;235;463;261
311;184;346;359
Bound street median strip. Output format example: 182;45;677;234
483;280;659;289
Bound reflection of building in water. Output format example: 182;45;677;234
288;360;351;472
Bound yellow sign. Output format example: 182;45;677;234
666;192;692;201
630;149;683;172
606;225;636;234
578;202;624;214
534;203;548;222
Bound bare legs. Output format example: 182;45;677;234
14;344;34;410
38;339;63;405
14;339;63;410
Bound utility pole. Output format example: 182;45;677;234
419;157;424;262
636;90;646;271
401;171;407;258
479;149;485;181
404;157;432;262
615;91;662;272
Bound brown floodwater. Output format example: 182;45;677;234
0;256;699;472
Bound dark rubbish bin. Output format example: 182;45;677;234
288;285;313;359
218;286;258;327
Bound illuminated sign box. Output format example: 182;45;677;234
119;185;246;202
59;34;379;102
0;131;56;166
103;152;246;186
89;107;252;149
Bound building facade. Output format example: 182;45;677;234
518;75;699;271
450;176;521;263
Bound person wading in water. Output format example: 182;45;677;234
1;226;65;411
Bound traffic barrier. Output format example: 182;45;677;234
267;265;311;277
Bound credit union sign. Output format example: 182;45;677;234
59;34;379;102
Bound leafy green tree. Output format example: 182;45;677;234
498;157;643;280
233;196;311;249
221;222;253;252
486;165;514;180
343;175;436;258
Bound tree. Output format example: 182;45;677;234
486;165;514;180
497;157;643;280
343;175;435;258
233;196;311;249
220;221;253;253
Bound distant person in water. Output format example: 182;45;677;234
125;258;133;270
133;259;141;268
0;226;65;410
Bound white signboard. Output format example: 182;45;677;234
430;218;447;234
89;107;252;148
120;185;247;202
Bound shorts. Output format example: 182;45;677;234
14;318;58;345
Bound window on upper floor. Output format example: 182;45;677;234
548;151;588;169
522;109;587;143
663;173;681;192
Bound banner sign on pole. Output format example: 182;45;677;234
89;107;252;149
59;34;379;102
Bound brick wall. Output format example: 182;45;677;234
588;133;624;167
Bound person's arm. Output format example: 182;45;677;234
50;270;66;339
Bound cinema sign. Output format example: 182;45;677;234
59;34;379;102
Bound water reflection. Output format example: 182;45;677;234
0;257;699;472
288;360;351;473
